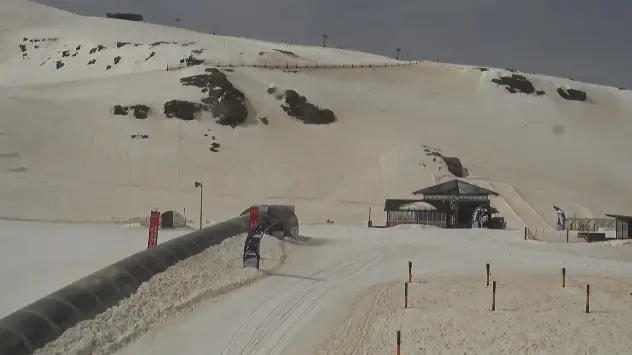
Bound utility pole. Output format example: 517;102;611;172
194;181;203;229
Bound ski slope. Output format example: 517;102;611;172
1;0;631;229
3;221;631;354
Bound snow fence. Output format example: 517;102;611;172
0;205;299;355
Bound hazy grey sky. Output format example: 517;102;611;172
39;0;631;88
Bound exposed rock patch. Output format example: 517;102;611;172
424;148;469;178
114;56;121;65
272;49;299;57
491;74;544;95
209;142;220;152
164;100;207;121
279;90;336;124
557;88;587;102
179;55;204;67
117;42;130;48
113;104;151;119
130;134;149;139
55;61;64;69
150;41;177;48
88;59;96;65
179;68;248;127
89;45;107;54
145;52;155;61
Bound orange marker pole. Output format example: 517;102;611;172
404;282;408;308
586;285;590;313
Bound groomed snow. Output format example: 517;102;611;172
92;225;632;355
33;233;291;355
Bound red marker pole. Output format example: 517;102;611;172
404;282;408;308
396;330;401;355
408;261;412;283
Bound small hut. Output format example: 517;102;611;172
605;214;632;239
106;13;144;21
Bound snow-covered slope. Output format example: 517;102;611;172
1;0;631;228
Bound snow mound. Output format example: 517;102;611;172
33;234;288;355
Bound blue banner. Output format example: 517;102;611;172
553;206;566;231
472;205;489;228
243;219;278;269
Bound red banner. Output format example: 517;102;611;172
148;210;160;248
248;206;259;231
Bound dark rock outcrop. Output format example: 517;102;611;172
491;74;543;95
117;42;130;48
179;55;204;67
113;104;151;119
478;67;488;72
164;100;207;120
114;56;121;65
280;90;336;124
273;49;299;57
150;41;176;47
557;88;587;102
179;68;248;127
56;61;64;69
88;59;96;65
89;45;106;54
442;156;467;178
426;151;468;178
145;52;155;61
130;105;150;119
209;142;220;152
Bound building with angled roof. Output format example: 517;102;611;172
384;179;502;228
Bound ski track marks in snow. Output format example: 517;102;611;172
33;234;289;355
219;244;402;355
